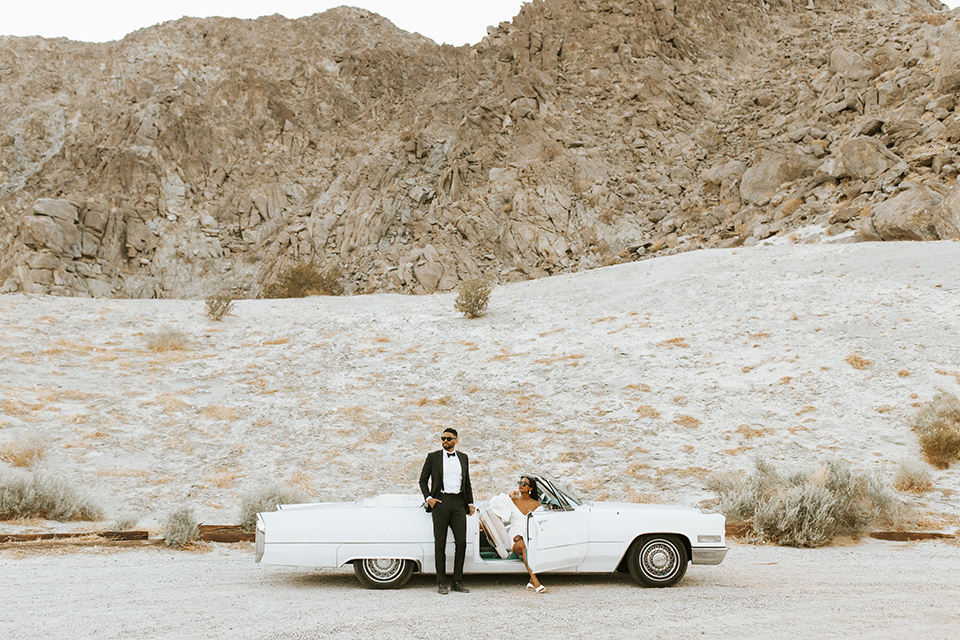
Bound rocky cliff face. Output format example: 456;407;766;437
1;0;958;298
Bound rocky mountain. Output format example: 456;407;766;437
1;0;958;299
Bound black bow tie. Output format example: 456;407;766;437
446;452;456;457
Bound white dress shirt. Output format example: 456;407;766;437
442;451;462;494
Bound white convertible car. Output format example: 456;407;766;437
256;474;727;589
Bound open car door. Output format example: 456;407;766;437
525;476;588;573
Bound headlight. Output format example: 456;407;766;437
698;535;722;544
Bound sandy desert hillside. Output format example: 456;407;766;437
1;0;959;299
0;241;957;535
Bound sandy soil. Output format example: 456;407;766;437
2;241;959;532
2;241;960;636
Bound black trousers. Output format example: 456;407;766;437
431;492;467;583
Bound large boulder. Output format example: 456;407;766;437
934;19;960;95
21;199;81;258
935;184;960;240
34;199;79;223
829;47;874;84
861;187;944;241
818;137;902;181
740;149;815;206
702;159;748;204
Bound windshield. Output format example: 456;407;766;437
532;474;583;510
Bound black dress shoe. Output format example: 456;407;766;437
437;583;449;594
451;581;470;593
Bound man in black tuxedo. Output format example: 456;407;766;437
419;427;475;594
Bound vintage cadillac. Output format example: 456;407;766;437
256;474;727;589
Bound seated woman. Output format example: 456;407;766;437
489;475;546;593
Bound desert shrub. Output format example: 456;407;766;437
910;390;960;469
111;512;141;531
707;457;905;547
781;198;803;217
145;326;189;352
919;428;960;469
893;458;933;492
263;262;344;298
204;293;235;321
0;435;47;467
454;277;494;318
0;468;103;521
163;505;198;549
239;482;309;532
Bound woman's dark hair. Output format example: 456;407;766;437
520;475;540;501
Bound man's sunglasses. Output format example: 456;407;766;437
441;436;456;441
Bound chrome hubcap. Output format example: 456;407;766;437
642;541;677;578
651;550;669;569
365;559;403;581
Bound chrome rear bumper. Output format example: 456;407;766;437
691;547;727;565
255;520;265;563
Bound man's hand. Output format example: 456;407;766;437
468;505;476;516
427;497;441;508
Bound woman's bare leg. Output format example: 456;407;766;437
512;537;541;589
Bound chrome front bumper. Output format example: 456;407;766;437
691;547;727;565
255;518;265;563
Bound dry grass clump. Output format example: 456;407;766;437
204;293;235;321
625;490;663;504
636;405;660;418
200;405;240;420
0;468;103;521
239;482;309;532
163;505;198;549
112;513;141;531
0;435;47;467
918;429;960;469
454;277;494;319
922;12;949;26
2;399;30;416
893;458;933;493
674;414;701;429
781;198;803;217
208;469;240;488
657;337;689;348
263;262;344;298
707;457;907;547
910;390;960;469
736;424;771;439
845;353;871;369
145;326;190;352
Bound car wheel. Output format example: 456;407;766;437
627;535;688;588
353;558;415;589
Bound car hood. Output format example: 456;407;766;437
584;502;704;515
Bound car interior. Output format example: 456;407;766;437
476;474;578;560
478;507;516;560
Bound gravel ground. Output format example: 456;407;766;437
2;539;958;639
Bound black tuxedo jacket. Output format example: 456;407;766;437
419;449;474;511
